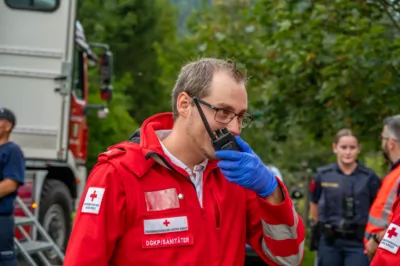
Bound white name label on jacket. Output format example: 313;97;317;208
144;216;188;235
379;223;400;254
81;187;105;214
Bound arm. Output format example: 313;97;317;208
369;172;381;204
0;145;25;198
265;185;284;204
215;136;305;265
0;179;19;198
63;162;126;266
246;180;305;266
310;203;318;222
371;198;400;266
309;174;322;223
377;229;386;242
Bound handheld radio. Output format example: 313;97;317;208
193;97;240;151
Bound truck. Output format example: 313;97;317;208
0;0;113;261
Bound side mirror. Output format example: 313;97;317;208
99;50;113;85
291;188;304;200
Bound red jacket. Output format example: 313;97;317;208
371;196;400;265
64;112;305;266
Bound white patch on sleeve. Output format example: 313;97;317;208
379;223;400;254
81;187;105;214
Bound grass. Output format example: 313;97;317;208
303;249;316;266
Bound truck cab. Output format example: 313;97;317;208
0;0;113;262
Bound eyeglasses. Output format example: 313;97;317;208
191;96;254;128
381;135;389;140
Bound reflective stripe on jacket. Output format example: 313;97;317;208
364;164;400;243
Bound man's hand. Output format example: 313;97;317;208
365;238;379;261
214;136;278;198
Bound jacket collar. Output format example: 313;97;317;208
120;112;218;178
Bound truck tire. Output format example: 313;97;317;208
38;179;73;261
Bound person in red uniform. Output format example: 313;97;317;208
370;197;400;265
64;58;305;266
370;115;400;265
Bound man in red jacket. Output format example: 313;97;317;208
371;196;400;265
64;58;305;266
370;115;400;265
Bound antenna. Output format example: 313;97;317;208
193;97;217;141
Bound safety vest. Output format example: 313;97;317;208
364;164;400;243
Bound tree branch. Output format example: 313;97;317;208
378;0;400;33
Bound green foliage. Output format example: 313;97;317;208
156;0;400;183
303;249;316;266
77;0;177;168
78;0;400;180
86;72;138;169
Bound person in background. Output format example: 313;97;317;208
365;115;400;259
369;115;400;265
0;107;25;266
64;58;305;266
310;128;381;266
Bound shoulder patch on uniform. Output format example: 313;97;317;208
357;164;373;176
309;180;317;192
317;164;334;174
378;223;400;254
98;148;126;162
81;187;105;214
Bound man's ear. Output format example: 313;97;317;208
390;139;399;150
176;92;191;118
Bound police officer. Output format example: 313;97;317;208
310;128;381;266
0;108;25;266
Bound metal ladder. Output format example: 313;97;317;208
13;196;65;266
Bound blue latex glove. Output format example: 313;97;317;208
214;136;278;197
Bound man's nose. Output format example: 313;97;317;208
226;117;242;136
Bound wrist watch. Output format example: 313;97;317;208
372;234;380;244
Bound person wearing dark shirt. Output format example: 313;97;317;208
0;107;25;266
309;129;381;266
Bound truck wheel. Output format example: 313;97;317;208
38;179;72;261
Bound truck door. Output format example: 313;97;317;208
0;0;77;161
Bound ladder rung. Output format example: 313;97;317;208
20;241;54;254
15;216;35;226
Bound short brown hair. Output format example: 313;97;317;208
171;58;247;120
334;128;358;144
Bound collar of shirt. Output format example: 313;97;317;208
333;162;360;176
155;130;208;178
391;160;400;171
156;130;207;207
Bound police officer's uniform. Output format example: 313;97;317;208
0;108;25;266
311;162;381;266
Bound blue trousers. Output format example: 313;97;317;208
0;216;17;266
317;236;369;266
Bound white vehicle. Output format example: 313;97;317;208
0;0;113;260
